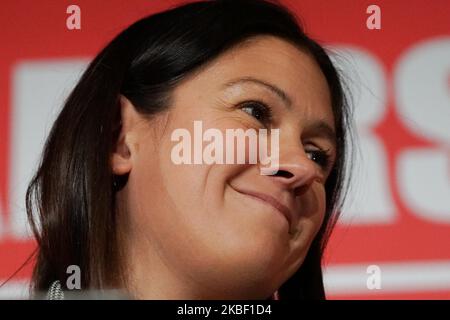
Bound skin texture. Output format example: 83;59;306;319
111;36;337;299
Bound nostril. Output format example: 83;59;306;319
273;170;294;179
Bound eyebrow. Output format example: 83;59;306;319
223;76;292;108
306;120;337;148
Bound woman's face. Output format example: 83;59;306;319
113;36;337;299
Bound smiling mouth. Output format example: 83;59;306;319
231;186;293;228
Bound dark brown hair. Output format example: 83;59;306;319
24;0;353;299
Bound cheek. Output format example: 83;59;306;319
135;128;232;241
310;185;327;228
155;115;256;221
293;184;327;248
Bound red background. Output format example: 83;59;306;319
1;0;449;299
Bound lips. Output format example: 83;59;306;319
231;186;293;227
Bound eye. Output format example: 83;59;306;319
239;100;273;125
305;148;332;171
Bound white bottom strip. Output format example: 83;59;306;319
323;260;450;295
1;260;449;299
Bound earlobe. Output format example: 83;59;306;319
111;150;132;175
111;129;132;175
110;95;139;175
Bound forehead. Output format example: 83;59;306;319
177;35;334;128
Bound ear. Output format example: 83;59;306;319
111;95;141;175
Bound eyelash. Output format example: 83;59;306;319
239;100;273;125
305;148;332;171
238;100;333;171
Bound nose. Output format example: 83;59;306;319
262;145;321;195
